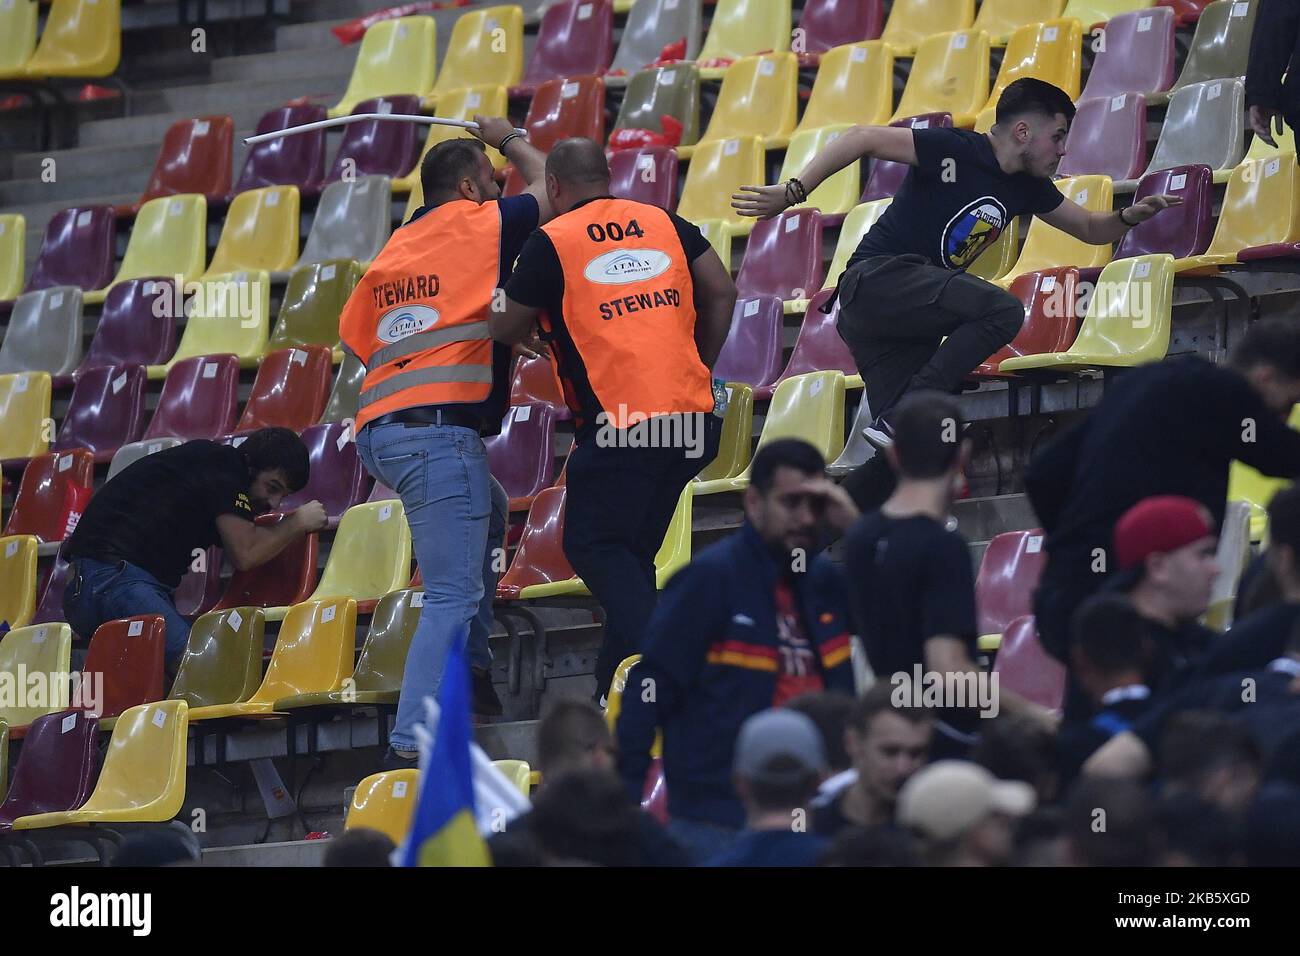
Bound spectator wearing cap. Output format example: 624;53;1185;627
617;439;859;863
895;760;1035;866
703;709;831;867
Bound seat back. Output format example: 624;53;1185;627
144;355;240;440
987;18;1082;106
863;113;952;201
1064;253;1175;365
26;206;116;294
610;0;703;75
23;0;120;77
736;209;824;301
676;136;765;228
979;268;1079;373
1115;164;1215;260
324;98;420;185
0;536;39;629
235;105;328;194
135;116;233;208
169;271;270;368
829;393;877;475
281;422;373;520
53;365;147;461
493;759;532;798
310;502;412;604
33;548;74;625
352;588;422;694
698;0;792;63
1079;7;1175;99
507;352;569;419
1007;175;1113;277
206;187;300;277
173;545;222;619
431;5;523;98
741;372;846;480
991;616;1064;711
773;288;859;384
0;623;72;727
1147;78;1246;176
0;372;52;459
0;0;37;75
797;41;893;134
1060;0;1146;29
331;15;437;116
976;529;1048;636
1246;118;1296;161
235;345;333;432
823;199;893;289
503;76;605;195
0;214;24;300
521;0;615;88
893;30;989;123
497;487;576;596
1229;406;1300;542
608;147;679;210
347;769;418;843
170;607;265;708
1171;0;1256;92
214;513;318;610
80;615;166;720
320;352;367;424
484;403;557;505
967;214;1021;282
973;0;1065;42
798;0;883;56
1206;499;1251;629
1058;93;1147;181
4;450;94;542
81;279;177;374
612;64;701;146
270;260;359;352
75;699;189;821
778;126;860;215
114;194;207;287
696;382;754;482
301;178;391;266
249;599;357;704
0;286;82;376
698;52;798;146
882;0;975;52
713;295;785;388
106;437;182;483
400;86;509;189
0;710;98;828
1204;153;1300;259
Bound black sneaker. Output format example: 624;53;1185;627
863;415;895;450
471;666;504;718
381;746;419;772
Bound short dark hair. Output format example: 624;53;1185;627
1268;485;1300;556
1157;711;1261;787
529;769;640;866
545;137;611;187
786;691;854;772
1065;777;1157;866
743;754;821;814
819;825;922;867
1230;316;1300;379
972;713;1057;798
323;828;395;867
240;427;310;491
994;77;1077;127
889;391;964;479
1069;593;1148;677
749;438;826;495
420;137;488;201
846;681;933;734
537;698;612;778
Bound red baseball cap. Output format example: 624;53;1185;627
1113;496;1215;571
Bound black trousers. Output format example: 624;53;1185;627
564;415;722;698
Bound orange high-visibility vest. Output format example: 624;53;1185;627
541;198;713;429
339;199;500;430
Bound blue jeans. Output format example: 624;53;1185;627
355;420;505;752
63;557;193;663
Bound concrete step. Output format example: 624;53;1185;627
11;140;166;182
0;170;151;207
210;43;357;84
274;0;548;51
129;71;348;118
78;102;274;148
202;839;330;866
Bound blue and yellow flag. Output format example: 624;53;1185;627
400;637;490;867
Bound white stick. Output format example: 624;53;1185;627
243;113;528;146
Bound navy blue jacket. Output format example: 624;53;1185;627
616;522;856;829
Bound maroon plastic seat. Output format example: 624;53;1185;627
1094;165;1215;277
1057;94;1147;181
513;0;615;98
317;96;422;190
52;365;148;464
76;278;177;379
32;549;73;625
992;615;1065;711
735;210;824;302
3;450;94;543
233;104;328;199
508;353;573;420
117;116;234;217
78;616;166;722
1080;7;1176;100
234;345;333;432
22;206;116;296
757;288;858;400
608;147;679;210
796;0;884;65
280;422;373;527
976;268;1079;377
713;295;785;392
0;710;100;831
485;403;558;512
504;76;606;196
975;529;1048;639
642;755;668;825
861;113;952;202
212;514;318;611
144;354;241;441
175;545;223;618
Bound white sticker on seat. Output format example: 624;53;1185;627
578;3;593;19
1111;94;1126;111
149;443;162;454
1043;26;1059;41
379;504;393;522
266;191;281;206
724;139;739;155
486;18;497;33
14;374;28;392
466;91;482;109
322;604;336;623
915;119;929;129
143;280;156;295
203;362;219;378
194;120;210;136
744;299;760;317
33;627;47;643
393;780;409;798
952;34;968;49
1207;82;1221;100
0;0;13;10
228;608;243;630
169;199;185;216
1137;15;1152;32
77;210;93;228
396;23;407;38
758;59;776;76
233;436;247;447
410;591;424;607
112;372;127;394
1266;157;1282;178
562;81;580;99
659;70;676;85
291;348;307;365
1027;535;1043;553
62;713;77;733
5;540;18;557
153;709;167;728
851;46;868;63
1135;261;1151;278
1075;189;1088;205
336;425;352;450
516;404;532;422
785;215;800;233
1232;1;1248;15
128;619;144;636
665;0;678;9
0;220;5;233
1169;172;1187;191
51;291;64;309
321;263;339;282
356;178;370;193
810;377;824;397
59;454;73;471
1041;275;1056;292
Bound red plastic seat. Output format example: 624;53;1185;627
513;0;615;98
485;403;558;512
212;514;318;611
52;364;148;463
32;549;74;625
641;755;668;825
992;615;1065;711
317;96;422;191
1157;0;1212;26
0;709;99;832
1079;7;1176;100
1058;94;1147;182
796;0;884;65
976;268;1079;377
234;104;328;198
3;450;94;544
862;113;952;202
712;295;785;392
175;545;222;619
975;529;1048;638
76;278;177;378
608;147;679;211
496;486;577;599
509;353;572;420
117;116;234;217
757;288;858;400
280;422;373;527
144;354;240;441
22;205;116;296
234;345;333;432
504;76;606;196
78;615;166;722
735;210;824;302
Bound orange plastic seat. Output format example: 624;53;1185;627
116;116;234;217
77;615;166;728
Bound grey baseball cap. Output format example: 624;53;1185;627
733;708;828;784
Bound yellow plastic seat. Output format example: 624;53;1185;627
329;16;437;118
973;105;998;134
973;0;1066;46
203;185;300;279
796;41;894;135
785;199;892;312
402;179;424;224
0;0;37;78
83;194;207;306
1228;405;1300;542
20;0;120;79
347;769;418;843
892;30;990;128
150;271;270;379
0;622;71;727
684;52;799;158
393;85;508;192
676;136;765;237
696;382;754;482
0;372;52;460
1204;499;1251;629
269;259;362;355
604;653;664;758
1246;120;1296;161
968;216;1022;282
1060;0;1146;31
777;125;861;217
882;0;976;57
999;253;1173;372
12;700;189;829
696;220;733;267
695;371;846;495
187;599;357;721
493;759;532;798
1173;154;1300;273
697;0;792;79
0;536;38;630
427;5;523;103
984;18;1083;110
1001;175;1112;282
0;213;25;300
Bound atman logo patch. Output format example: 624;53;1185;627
583;249;673;285
378;304;441;343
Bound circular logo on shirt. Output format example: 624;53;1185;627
941;198;1007;269
583;249;673;285
377;304;440;343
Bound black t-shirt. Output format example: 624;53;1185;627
65;440;255;587
1198;602;1300;677
1131;666;1300;756
1056;693;1154;785
1139;615;1215;694
851;127;1065;271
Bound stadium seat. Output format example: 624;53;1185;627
795;42;893;135
697;219;734;267
1057;93;1147;181
990;616;1064;708
83;194;207;306
1229;406;1300;541
51;365;147;464
1060;0;1146;30
1111;165;1215;263
78;616;166;726
143;355;240;441
270;260;359;354
494;759;532;799
169;607;264;709
1078;7;1175;100
676;136;765;237
697;0;792;79
612;64;701;149
1001;175;1113;281
828;394;877;477
713;295;785;392
0;287;82;378
4;450;93;546
1175;154;1300;271
32;548;74;624
106;437;182;483
119;117;233;216
881;0;976;56
795;0;884;65
16;0;120;79
0;710;98;832
0;623;71;729
234;346;333;432
508;352;570;420
0;720;6;802
605;658;664;768
1126;79;1245;189
1246;118;1295;161
427;5;523;102
891;31;989;127
485;403;557;512
694;371;846;495
862;113;953;201
280;422;372;525
76;279;176;378
347;769;418;843
174;544;223;620
1167;0;1256;95
330;16;437;118
396;86;509;193
0;535;38;628
187;600;356;721
807;199;893;307
298;180;390;271
234;105;328;197
776;126;861;217
0;0;37;78
975;268;1079;377
1206;499;1251;629
515;0;614;97
12;699;189;829
735;209;824;302
0;214;23;301
212;514;318;611
0;372;52;463
320;98;420;189
21;206;115;297
686;53;799;157
203;187;300;279
759;289;860;399
320;353;366;424
973;0;1065;46
504;75;605;196
696;382;754;482
153;271;270;377
983;19;1083;111
608;0;703;78
968;216;1022;283
608;147;680;210
975;530;1048;646
999;253;1175;372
